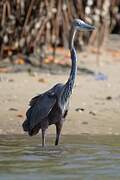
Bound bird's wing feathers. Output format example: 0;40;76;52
23;83;64;133
29;94;42;106
26;90;56;131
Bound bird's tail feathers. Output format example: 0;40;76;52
28;124;41;136
22;119;41;136
22;119;29;132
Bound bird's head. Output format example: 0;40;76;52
72;19;95;31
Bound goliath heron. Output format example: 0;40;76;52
22;19;95;146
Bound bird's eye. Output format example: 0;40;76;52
76;22;82;28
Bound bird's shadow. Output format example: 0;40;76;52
29;144;66;158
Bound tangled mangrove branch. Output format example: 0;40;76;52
0;0;120;65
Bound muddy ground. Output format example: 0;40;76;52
0;35;120;136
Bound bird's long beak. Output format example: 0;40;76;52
77;22;95;31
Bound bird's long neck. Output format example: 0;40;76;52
66;47;77;92
69;26;76;50
60;27;77;104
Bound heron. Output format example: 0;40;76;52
22;19;95;147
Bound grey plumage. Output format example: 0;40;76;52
22;19;95;146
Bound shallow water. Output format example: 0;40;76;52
0;135;120;180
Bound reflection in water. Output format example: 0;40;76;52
0;135;120;180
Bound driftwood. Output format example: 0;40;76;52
0;0;119;64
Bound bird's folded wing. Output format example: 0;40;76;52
26;93;56;130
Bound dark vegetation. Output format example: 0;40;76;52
0;0;120;66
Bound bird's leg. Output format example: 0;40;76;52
41;119;48;147
55;122;63;146
41;129;46;147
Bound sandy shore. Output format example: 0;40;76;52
0;47;120;136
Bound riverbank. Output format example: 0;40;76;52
0;46;120;135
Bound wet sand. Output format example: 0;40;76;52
0;47;120;136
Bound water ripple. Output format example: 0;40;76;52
0;135;120;180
